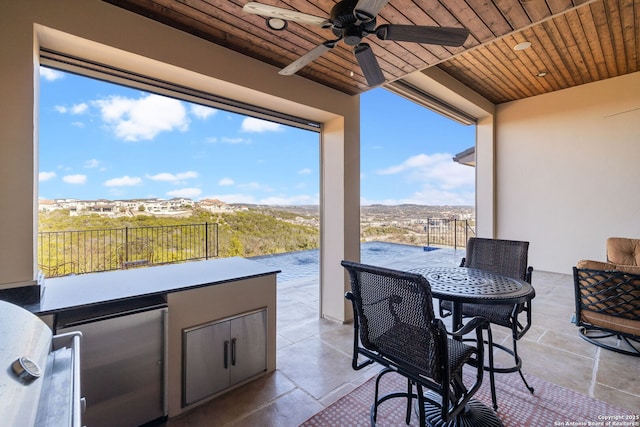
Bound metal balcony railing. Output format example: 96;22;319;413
38;223;219;277
423;218;475;250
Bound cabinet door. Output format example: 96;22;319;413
183;320;230;406
229;310;267;385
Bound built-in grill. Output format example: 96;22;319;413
0;300;83;426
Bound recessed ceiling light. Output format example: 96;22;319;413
536;71;548;77
514;41;532;51
266;17;287;31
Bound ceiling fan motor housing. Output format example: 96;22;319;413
330;0;377;45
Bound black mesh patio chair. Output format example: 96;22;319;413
342;260;497;426
439;237;535;398
573;262;640;356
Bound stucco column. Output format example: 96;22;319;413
319;108;360;323
475;114;496;238
0;9;39;291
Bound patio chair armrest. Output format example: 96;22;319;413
525;266;534;283
345;291;376;370
450;316;490;337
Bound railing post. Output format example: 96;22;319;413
426;218;430;246
125;226;129;263
215;223;219;257
454;219;458;250
205;222;209;260
465;220;468;246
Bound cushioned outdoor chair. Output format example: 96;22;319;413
342;260;497;426
439;237;535;398
573;260;640;356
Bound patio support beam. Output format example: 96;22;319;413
0;8;39;291
320;111;360;324
475;115;496;237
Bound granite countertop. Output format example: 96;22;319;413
24;257;280;315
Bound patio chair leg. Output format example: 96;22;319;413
513;338;534;394
487;327;498;411
405;379;413;424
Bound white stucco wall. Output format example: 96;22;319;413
0;0;360;321
494;71;640;273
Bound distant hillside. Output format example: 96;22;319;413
39;204;474;258
39;207;319;258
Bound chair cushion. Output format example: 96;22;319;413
441;299;517;328
459;303;516;328
576;259;640;275
606;237;640;266
581;311;640;336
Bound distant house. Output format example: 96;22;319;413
38;199;57;212
199;198;231;213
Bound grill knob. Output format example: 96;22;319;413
12;357;41;382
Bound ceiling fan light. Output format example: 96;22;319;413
513;41;532;51
266;17;288;31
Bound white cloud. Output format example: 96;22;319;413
376;153;452;175
40;67;64;82
298;168;312;175
370;153;475;205
146;171;198;183
241;117;282;133
190;104;217;119
93;94;188;141
221;137;247;144
71;103;88;114
218;177;234;186
207;136;250;144
39;171;57;182
84;159;100;169
104;176;142;187
55;103;89;115
166;188;202;198
63;174;87;184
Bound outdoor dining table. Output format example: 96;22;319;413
408;266;535;332
406;266;536;427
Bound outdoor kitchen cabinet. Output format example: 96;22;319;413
182;309;267;406
56;296;168;427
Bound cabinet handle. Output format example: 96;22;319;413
231;338;237;366
224;340;229;369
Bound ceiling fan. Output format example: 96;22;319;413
242;0;470;87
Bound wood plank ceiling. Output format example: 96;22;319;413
104;0;638;104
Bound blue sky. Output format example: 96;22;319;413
38;67;475;206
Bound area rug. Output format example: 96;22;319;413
301;369;638;426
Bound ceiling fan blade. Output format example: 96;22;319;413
377;24;470;47
242;2;329;27
353;43;385;87
279;43;333;76
353;0;390;21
